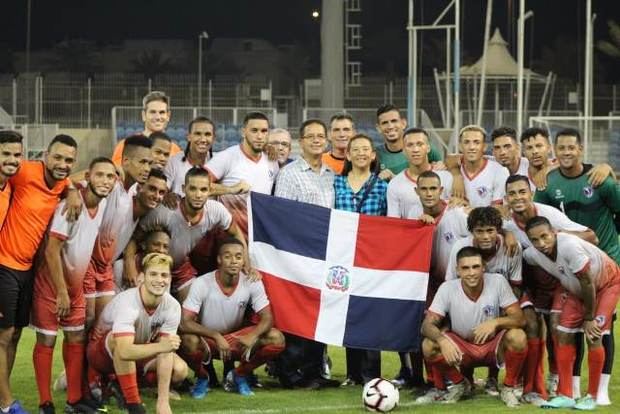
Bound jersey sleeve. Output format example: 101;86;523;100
439;171;453;200
428;145;443;162
533;187;552;205
561;237;591;275
163;158;176;189
182;278;205;315
139;206;172;232
48;201;73;240
249;279;270;313
543;204;588;232
386;180;401;218
210;201;233;230
428;283;450;316
444;240;462;281
160;300;181;336
205;150;230;182
492;165;510;203
598;177;620;214
111;140;125;166
453;207;471;238
112;307;140;336
508;243;523;285
497;275;519;309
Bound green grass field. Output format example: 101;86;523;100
10;328;620;413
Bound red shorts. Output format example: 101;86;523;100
84;261;117;299
172;260;197;293
198;326;257;361
557;282;620;335
31;291;86;334
87;331;155;376
444;330;506;369
523;262;559;313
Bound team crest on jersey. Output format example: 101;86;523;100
558;265;565;275
595;315;606;327
326;266;350;292
238;300;247;309
444;232;455;243
268;170;275;179
583;186;594;198
555;189;563;199
477;186;489;198
482;304;496;318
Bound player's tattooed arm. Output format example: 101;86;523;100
422;312;462;365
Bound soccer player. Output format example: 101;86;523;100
524;216;620;409
32;157;118;414
87;253;187;414
179;238;285;398
0;131;23;227
267;128;293;168
419;246;527;407
387;127;453;219
206;111;279;237
0;134;80;414
149;132;173;171
322;113;356;174
127;167;248;301
458;125;509;207
165;116;214;196
490;126;529;176
375;104;442;181
111;91;181;164
534;128;620;263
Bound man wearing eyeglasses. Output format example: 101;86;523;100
267;128;293;168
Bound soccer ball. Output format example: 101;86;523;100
362;378;399;412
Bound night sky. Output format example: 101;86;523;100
1;0;620;80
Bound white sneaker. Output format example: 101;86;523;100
53;370;67;392
415;388;446;404
500;386;521;408
546;374;559;397
441;379;471;404
521;392;547;407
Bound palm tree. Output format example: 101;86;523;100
131;50;175;79
597;20;620;59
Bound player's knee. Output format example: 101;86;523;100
172;357;189;383
180;334;200;353
0;326;16;347
421;338;439;358
36;332;57;348
264;328;285;347
64;330;86;344
556;330;573;345
523;308;540;338
504;328;527;351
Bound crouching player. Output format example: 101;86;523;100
419;247;527;407
524;216;620;409
87;253;188;414
179;238;285;398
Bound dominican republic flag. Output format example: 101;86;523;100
248;192;433;352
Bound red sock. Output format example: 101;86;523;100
503;349;528;388
235;344;285;376
587;347;605;398
424;357;447;390
184;350;209;379
116;373;141;404
556;344;576;398
63;342;85;404
534;339;549;399
523;338;542;393
33;343;54;405
428;356;464;385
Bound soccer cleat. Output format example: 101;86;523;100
320;354;332;380
541;395;576;409
64;399;100;414
390;372;412;389
414;388;446;404
53;370;68;392
9;401;30;414
441;379;470;404
546;374;559;397
520;392;547;407
233;372;255;396
574;395;597;411
484;377;500;396
340;377;360;387
223;371;236;392
124;403;145;414
167;390;181;401
103;380;125;409
190;378;209;399
500;386;521;408
247;373;263;389
39;401;55;414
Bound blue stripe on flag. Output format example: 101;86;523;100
251;192;330;261
343;296;425;352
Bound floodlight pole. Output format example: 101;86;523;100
517;3;533;137
407;0;415;125
197;31;209;108
453;0;460;139
475;0;493;127
584;0;593;161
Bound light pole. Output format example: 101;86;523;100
197;31;209;108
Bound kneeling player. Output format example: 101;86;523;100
419;247;527;407
179;238;285;398
87;253;188;414
525;217;620;409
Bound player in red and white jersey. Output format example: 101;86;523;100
418;247;527;407
458;125;509;207
87;253;187;414
0;131;23;228
32;157;117;414
524;217;620;409
386;128;453;219
179;238;284;398
206;112;278;237
164;116;214;196
490;126;532;184
128;167;248;301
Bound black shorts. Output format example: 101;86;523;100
0;264;34;328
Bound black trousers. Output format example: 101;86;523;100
345;347;381;383
274;333;326;387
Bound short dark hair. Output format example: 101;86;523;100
48;134;77;151
184;166;210;185
505;174;531;191
123;134;152;158
555;128;582;145
88;156;115;170
299;118;327;140
188;116;215;133
147;168;167;183
520;127;549;144
149;131;171;143
376;104;401;120
467;207;503;232
417;170;441;185
491;126;517;143
329;113;355;127
456;246;483;264
217;237;244;254
525;216;552;234
0;130;23;144
144;226;171;241
243;111;270;127
403;127;429;142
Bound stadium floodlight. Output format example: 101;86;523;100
198;31;210;108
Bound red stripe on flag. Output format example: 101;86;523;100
354;215;434;271
261;272;321;340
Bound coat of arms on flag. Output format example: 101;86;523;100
247;192;434;352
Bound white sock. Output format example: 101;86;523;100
596;373;611;405
572;376;581;399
